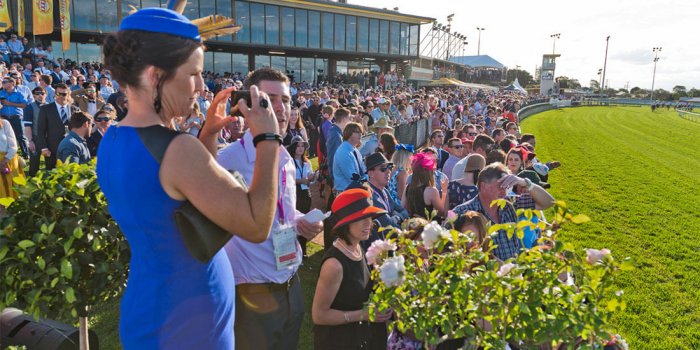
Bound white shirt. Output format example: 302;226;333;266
217;131;303;284
0;119;17;159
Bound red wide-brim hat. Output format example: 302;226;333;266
332;188;387;230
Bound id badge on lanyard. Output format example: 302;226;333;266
271;168;299;270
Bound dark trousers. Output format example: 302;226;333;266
28;148;40;176
235;274;305;350
3;115;28;158
44;151;57;171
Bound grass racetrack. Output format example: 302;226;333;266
521;106;700;349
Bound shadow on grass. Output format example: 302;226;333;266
89;242;326;350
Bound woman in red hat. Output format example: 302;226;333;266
312;188;392;349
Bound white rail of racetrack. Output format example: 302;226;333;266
676;108;700;122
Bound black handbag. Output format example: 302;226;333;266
135;125;232;263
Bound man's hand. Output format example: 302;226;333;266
296;219;323;240
28;140;35;153
41;148;51;157
497;174;527;189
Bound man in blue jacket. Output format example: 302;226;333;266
363;152;409;250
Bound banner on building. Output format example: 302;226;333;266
32;0;53;35
0;0;11;30
18;0;25;37
59;0;70;51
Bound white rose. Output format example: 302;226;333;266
421;221;449;249
585;248;611;265
496;262;516;277
366;239;396;266
379;256;405;287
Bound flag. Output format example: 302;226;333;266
58;0;70;51
0;0;11;30
32;0;53;35
18;0;25;37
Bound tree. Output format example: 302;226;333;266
590;80;600;91
688;88;700;97
630;86;642;95
555;76;581;89
672;85;687;95
653;89;672;100
506;69;534;88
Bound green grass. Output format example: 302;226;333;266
521;106;700;349
89;242;325;350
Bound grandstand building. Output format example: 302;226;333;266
2;0;433;84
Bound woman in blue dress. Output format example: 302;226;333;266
97;8;282;349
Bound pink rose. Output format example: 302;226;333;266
497;262;516;277
366;239;396;266
585;248;611;264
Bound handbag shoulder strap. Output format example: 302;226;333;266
135;125;181;164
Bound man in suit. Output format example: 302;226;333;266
71;82;105;115
36;83;79;170
23;87;48;176
363;152;409;250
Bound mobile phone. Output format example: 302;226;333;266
230;90;251;117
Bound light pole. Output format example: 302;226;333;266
597;68;603;95
550;33;561;54
476;27;485;55
601;36;610;97
651;47;662;101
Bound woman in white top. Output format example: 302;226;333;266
0;118;25;201
181;103;204;137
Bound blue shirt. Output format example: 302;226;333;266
332;141;366;191
325;124;343;179
7;40;23;54
57;130;91;164
453;194;521;261
0;89;29;117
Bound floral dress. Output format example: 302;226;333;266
388;167;405;204
447;182;478;209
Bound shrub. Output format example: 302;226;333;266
0;160;129;321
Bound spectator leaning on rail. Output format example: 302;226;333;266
215;67;323;350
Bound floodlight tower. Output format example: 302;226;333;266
650;47;662;101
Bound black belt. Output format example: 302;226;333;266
236;273;299;294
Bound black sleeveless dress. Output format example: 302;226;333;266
314;246;387;349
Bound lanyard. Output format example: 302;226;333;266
241;137;287;224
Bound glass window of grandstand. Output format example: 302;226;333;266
301;57;315;84
295;9;308;48
200;0;216;17
255;55;271;70
214;52;232;74
346;16;357;52
77;43;102;64
281;7;295;47
216;0;233;41
321;13;334;50
203;52;214;73
357;17;368;52
271;56;286;72
334;14;345;51
265;5;279;46
368;19;379;53
308;11;321;49
250;3;265;45
183;0;200;20
379;20;389;54
96;1;118;32
286;57;301;83
390;22;400;55
336;61;349;75
141;0;161;7
74;0;97;30
400;23;409;56
232;54;248;75
409;25;419;56
235;1;250;43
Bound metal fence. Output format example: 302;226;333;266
362;118;432;149
677;109;700;123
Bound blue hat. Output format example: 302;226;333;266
119;8;200;42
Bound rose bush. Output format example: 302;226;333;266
368;201;634;349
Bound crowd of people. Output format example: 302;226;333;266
0;7;568;350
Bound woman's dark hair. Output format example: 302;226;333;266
485;149;506;165
286;142;309;163
380;133;397;159
103;31;202;114
333;225;352;245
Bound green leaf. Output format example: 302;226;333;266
570;214;591;224
50;277;59;288
12;176;26;186
0;245;8;261
60;259;73;280
65;287;76;303
36;256;46;270
73;227;84;239
17;240;35;249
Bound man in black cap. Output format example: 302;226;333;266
363;152;408;250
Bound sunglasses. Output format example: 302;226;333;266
450;144;464;149
378;164;394;172
2;81;12;84
56;92;68;97
33;92;45;96
468;132;478;136
86;90;96;93
95;117;110;122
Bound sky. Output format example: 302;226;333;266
351;0;699;91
